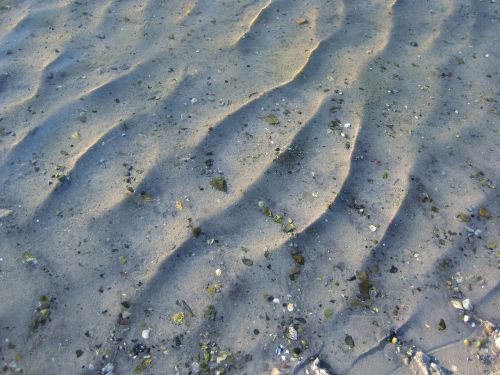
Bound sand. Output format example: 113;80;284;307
0;0;498;374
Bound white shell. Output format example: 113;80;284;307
141;329;150;339
462;298;473;311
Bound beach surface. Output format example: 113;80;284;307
0;0;499;374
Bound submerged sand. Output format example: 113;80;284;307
0;0;499;374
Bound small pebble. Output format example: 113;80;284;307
484;322;496;335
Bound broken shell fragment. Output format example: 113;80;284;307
101;363;114;374
287;326;298;341
450;299;463;310
462;298;472;311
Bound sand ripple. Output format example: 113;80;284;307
0;0;498;373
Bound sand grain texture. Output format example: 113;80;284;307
0;0;498;374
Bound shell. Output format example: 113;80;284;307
450;299;463;309
287;326;298;341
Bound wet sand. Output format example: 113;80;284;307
0;0;498;374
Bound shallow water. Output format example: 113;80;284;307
0;0;498;374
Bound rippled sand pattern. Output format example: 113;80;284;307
0;0;498;373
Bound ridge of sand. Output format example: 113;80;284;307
0;0;498;374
